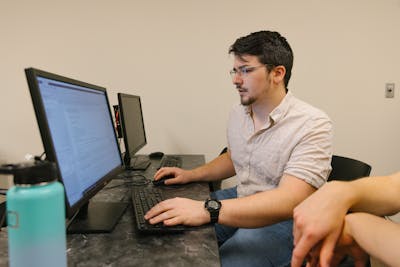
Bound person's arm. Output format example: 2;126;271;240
218;174;316;227
291;172;400;267
145;174;316;227
347;173;400;215
153;151;236;185
344;212;400;267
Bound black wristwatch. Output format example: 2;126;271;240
204;198;222;224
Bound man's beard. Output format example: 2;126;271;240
237;86;255;106
240;95;255;106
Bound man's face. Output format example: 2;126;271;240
231;55;270;106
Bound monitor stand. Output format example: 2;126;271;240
125;154;151;171
67;201;128;234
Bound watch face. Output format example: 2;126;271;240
208;200;219;209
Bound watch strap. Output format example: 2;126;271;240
205;199;221;224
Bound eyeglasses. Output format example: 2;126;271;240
229;65;268;78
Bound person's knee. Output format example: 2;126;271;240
220;238;275;267
219;225;294;267
215;223;237;245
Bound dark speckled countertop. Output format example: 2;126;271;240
0;155;220;267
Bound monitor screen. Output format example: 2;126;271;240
117;93;149;170
25;68;128;233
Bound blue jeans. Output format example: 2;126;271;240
211;187;293;267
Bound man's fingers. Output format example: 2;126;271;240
318;232;341;267
163;216;182;226
144;199;173;219
154;167;174;179
291;234;320;267
293;222;299;246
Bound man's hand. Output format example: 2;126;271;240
153;167;193;185
291;182;352;267
330;228;369;267
303;214;369;267
144;197;210;226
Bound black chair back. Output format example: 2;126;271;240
328;155;372;182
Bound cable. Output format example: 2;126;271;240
127;174;150;186
105;173;150;190
34;152;46;161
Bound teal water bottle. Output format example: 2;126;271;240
5;161;67;267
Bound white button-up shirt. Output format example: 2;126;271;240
227;91;333;197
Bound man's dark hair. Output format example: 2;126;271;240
229;31;293;88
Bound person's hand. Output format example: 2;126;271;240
153;167;193;185
304;214;369;267
291;182;352;267
332;214;369;267
144;197;210;226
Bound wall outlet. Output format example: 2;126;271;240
385;83;395;98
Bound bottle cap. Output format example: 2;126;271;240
12;161;58;185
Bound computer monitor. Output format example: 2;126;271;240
117;93;150;170
25;68;128;234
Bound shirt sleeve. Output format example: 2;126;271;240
284;115;333;188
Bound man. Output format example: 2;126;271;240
292;172;400;267
145;30;333;266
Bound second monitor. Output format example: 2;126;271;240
117;93;151;170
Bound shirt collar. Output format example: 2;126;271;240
242;91;293;124
244;105;252;114
269;91;293;124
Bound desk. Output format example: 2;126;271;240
0;154;220;267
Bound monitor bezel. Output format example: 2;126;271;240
117;93;147;162
25;67;124;219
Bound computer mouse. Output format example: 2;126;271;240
148;151;164;159
152;174;174;186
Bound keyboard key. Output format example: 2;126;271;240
157;156;182;169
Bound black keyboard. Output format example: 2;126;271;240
131;187;186;233
157;155;182;169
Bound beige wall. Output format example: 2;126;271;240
0;1;399;265
1;0;399;178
